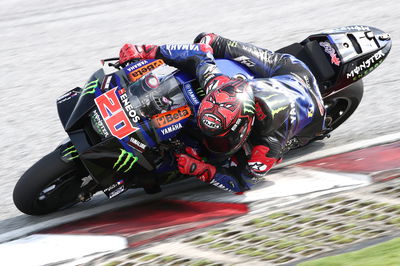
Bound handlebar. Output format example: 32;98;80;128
101;57;122;69
101;57;141;70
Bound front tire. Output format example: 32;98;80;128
13;148;86;215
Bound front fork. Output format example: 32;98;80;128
57;138;98;201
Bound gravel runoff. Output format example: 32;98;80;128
83;178;400;266
0;0;399;223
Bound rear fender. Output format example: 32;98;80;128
276;25;391;97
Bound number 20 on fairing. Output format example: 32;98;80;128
94;87;139;139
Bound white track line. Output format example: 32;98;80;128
1;133;399;244
277;132;400;168
0;179;204;244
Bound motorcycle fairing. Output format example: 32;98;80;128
276;25;391;97
56;57;300;197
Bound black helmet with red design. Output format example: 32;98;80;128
197;79;255;155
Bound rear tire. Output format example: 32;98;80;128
323;79;364;131
13;148;85;215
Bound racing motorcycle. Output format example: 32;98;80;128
13;25;391;215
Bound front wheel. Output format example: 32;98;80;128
13;148;87;215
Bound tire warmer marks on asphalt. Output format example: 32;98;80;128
298;141;400;182
42;199;248;247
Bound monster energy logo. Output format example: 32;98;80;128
62;146;79;160
82;79;99;95
228;40;238;47
196;87;206;97
271;106;288;118
243;100;255;115
113;149;138;172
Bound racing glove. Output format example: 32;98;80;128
247;145;280;178
175;147;216;183
119;44;159;64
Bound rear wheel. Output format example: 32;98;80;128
323;79;364;131
13;148;87;215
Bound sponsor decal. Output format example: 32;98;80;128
128;137;146;152
82;79;99;95
209;173;242;192
308;89;325;116
241;45;275;64
57;89;80;104
62;145;79;161
104;180;124;193
243;100;255;115
91;110;110;138
334;25;370;32
231;118;242;132
234;55;256;67
95;87;140;140
289;101;296;124
183;83;200;106
228;40;238;47
271;105;288;118
196;87;206;97
152;105;191;128
100;75;112;92
248;161;267;172
307;105;314;118
165;44;200;51
126;60;149;72
113;149;138;172
255;101;266;120
346;50;385;80
241;44;258;54
117;88;141;123
128;59;164;82
210;179;234;192
268;98;289;118
319;41;340;66
104;179;125;198
202;114;221;129
160;123;183;135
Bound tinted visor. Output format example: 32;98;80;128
203;135;234;154
203;122;250;155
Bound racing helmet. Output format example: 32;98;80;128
197;79;255;155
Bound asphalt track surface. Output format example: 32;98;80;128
0;0;399;234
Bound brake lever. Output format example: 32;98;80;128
100;57;123;69
101;58;141;70
108;61;122;69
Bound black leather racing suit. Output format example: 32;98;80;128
155;34;326;192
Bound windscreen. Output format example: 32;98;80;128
126;67;187;118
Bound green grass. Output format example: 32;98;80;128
299;237;400;266
139;254;160;261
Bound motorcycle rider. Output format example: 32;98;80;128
119;33;326;193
